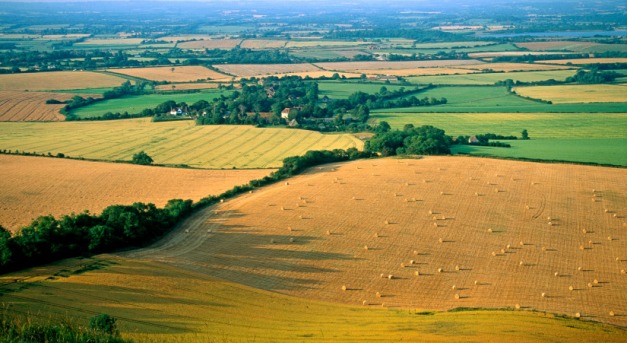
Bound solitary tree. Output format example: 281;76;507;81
132;151;153;165
521;129;529;140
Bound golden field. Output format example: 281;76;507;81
0;154;272;231
0;91;80;121
354;67;476;76
0;71;126;91
154;82;222;91
128;156;627;327
513;84;627;104
316;59;483;71
459;62;574;72
177;39;242;49
212;63;323;78
107;66;231;82
536;58;627;65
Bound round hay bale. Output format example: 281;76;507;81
454;293;460;300
506;244;511;249
433;222;439;227
451;285;456;290
410;260;415;265
362;300;368;306
575;312;581;318
270;239;275;244
474;280;479;285
495;188;499;193
604;209;609;213
554;272;559;277
401;263;405;268
280;206;285;211
380;273;385;278
578;266;582;271
579;245;585;250
438;238;443;243
569;286;574;291
519;241;524;246
374;232;379;238
588;283;593;288
609;311;615;317
621;269;625;274
608;236;613;241
541;246;546;251
475;192;479;196
220;199;224;203
582;229;587;234
341;285;347;291
285;182;289;186
491;251;497;257
455;265;460;271
415;271;420;276
487;228;493;233
519;261;524;266
440;191;444;195
185;229;190;233
437;268;443;273
515;304;521;310
525;205;530;209
299;215;303;219
388;274;393;280
541;292;546;298
289;238;295;243
547;216;552;221
593;279;599;284
376;292;381;298
326;230;331;235
501;249;506;254
548;222;553;226
428;210;433;215
413;250;418;255
207;229;212;233
385;220;390;225
364;245;369;250
248;190;253;194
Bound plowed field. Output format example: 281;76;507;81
128;156;627;326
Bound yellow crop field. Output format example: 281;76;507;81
270;71;363;79
0;119;363;169
74;38;144;45
159;35;213;42
0;154;271;231
516;41;601;51
177;39;242;49
468;51;571;58
107;66;231;82
460;62;573;72
354;67;476;76
0;91;79;121
212;63;323;77
537;58;627;65
2;254;624;342
316;59;483;71
127;156;627;327
240;39;287;48
154;82;222;91
0;71;127;91
513;84;627;104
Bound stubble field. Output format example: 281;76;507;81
212;63;323;78
107;66;231;82
127;156;627;327
0;154;272;231
0;118;364;169
0;71;127;91
0;91;83;121
513;84;627;104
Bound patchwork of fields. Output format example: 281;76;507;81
0;119;363;169
0;154;272;231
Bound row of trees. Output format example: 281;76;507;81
0;148;371;274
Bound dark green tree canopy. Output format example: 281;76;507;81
131;151;153;165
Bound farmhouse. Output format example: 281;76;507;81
468;135;480;144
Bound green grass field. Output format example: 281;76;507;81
3;255;625;342
374;86;626;112
371;111;627;166
406;70;578;85
318;81;409;98
0;119;363;169
70;90;233;118
51;87;116;95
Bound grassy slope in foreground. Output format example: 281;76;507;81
371;112;627;166
0;119;363;169
1;255;625;342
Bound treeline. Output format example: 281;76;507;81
324;28;463;42
0;148;371;274
365;124;453;156
565;68;622;84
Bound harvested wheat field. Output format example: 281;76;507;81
536;58;627;65
513;84;627;104
0;71;127;91
515;41;603;51
354;67;476;76
177;39;242;49
0;154;272;231
154;82;224;91
0;91;85;121
270;71;363;79
128;156;627;326
460;62;573;72
108;66;230;82
212;63;322;78
316;60;482;72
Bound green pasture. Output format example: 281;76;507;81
371;111;627;166
69;89;233;118
318;81;408;98
0;119;363;169
406;70;578;85
374;86;626;112
51;87;116;95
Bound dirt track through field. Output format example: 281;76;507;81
125;156;627;326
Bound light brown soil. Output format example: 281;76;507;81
0;154;272;231
0;91;82;121
127;156;627;326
